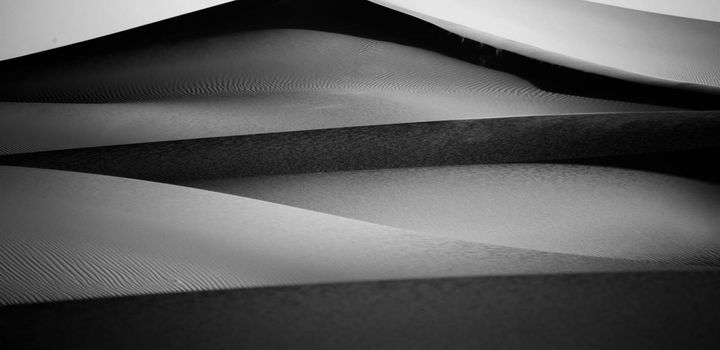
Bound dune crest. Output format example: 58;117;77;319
371;0;720;92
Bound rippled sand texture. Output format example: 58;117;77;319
2;165;678;305
184;164;720;266
0;29;668;154
371;0;720;92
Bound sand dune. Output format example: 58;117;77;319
0;30;671;153
1;1;718;346
4;271;719;349
1;29;673;105
3;111;718;181
183;164;720;265
1;165;679;305
371;0;720;92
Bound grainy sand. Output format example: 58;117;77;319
2;111;718;181
0;29;669;154
0;29;682;104
2;165;681;305
372;0;720;92
184;164;720;265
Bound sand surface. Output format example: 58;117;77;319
184;164;720;265
371;0;720;92
1;165;678;305
1;2;718;346
0;29;669;154
3;271;719;349
4;111;718;182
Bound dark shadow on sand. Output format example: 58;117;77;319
1;111;718;184
2;271;719;349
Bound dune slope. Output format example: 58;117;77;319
0;29;676;105
0;29;671;154
371;0;720;92
183;164;720;265
3;111;718;181
0;165;678;305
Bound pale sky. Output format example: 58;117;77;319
0;0;232;61
582;0;720;22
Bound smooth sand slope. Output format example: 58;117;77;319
371;0;720;92
3;271;720;349
0;29;669;154
184;164;720;265
0;165;678;305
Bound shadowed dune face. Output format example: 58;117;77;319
184;164;720;265
371;0;720;92
3;272;720;349
1;165;678;305
2;112;718;182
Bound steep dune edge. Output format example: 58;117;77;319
370;0;720;92
183;164;720;266
0;165;679;305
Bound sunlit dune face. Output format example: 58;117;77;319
370;0;720;91
185;164;720;265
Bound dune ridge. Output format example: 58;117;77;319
371;0;720;92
